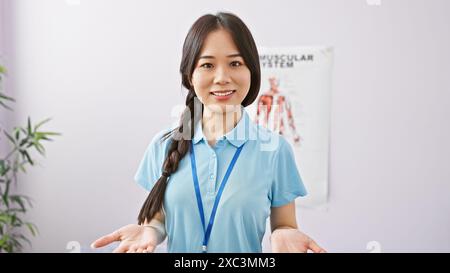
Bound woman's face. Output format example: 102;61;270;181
191;28;251;114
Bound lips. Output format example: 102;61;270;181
210;90;236;97
209;90;236;101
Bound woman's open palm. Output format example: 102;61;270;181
271;228;326;253
91;224;159;253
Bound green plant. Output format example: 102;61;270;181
0;64;61;252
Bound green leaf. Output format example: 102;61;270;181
33;118;52;131
15;127;20;140
0;214;12;225
0;90;15;111
19;138;29;147
5;208;26;213
0;100;14;111
0;234;10;246
12;194;33;208
2;195;9;208
34;142;46;156
10;236;22;250
16;235;31;248
0;92;15;101
40;136;53;142
9;195;27;212
27;117;32;135
19;164;27;174
11;215;24;227
34;132;43;140
0;160;9;176
20;150;34;166
38;132;61;136
4;131;16;145
17;234;32;246
2;188;10;207
0;65;7;74
25;222;38;237
10;213;17;225
24;195;34;208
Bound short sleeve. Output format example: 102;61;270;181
134;129;169;191
270;136;308;207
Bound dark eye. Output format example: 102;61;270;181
231;61;243;67
200;63;213;69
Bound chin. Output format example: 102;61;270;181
205;102;242;113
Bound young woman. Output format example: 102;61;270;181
91;12;326;253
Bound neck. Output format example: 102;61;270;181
202;106;243;146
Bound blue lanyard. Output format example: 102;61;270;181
189;141;244;253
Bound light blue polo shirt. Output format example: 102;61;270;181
134;108;307;253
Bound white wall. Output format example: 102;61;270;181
2;0;449;252
0;0;9;156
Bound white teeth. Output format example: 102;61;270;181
212;90;234;96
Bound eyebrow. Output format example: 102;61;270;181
199;53;242;59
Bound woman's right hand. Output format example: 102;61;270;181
90;224;159;253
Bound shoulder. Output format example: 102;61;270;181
150;127;173;145
146;126;175;159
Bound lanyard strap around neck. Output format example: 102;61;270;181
189;141;244;253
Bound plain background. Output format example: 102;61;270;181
0;0;449;252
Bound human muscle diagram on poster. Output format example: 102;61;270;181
248;46;334;210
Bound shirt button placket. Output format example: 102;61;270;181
212;152;218;195
208;151;217;195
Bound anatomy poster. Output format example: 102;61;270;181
248;46;333;209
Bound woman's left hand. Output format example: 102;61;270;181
270;228;327;253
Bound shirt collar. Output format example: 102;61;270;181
192;108;251;148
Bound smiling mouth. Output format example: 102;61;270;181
210;90;236;97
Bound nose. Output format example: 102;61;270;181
213;65;231;85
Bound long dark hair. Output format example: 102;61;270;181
137;12;261;224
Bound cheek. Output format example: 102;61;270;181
235;69;251;95
191;71;212;98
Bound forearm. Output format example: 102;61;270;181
270;202;298;232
